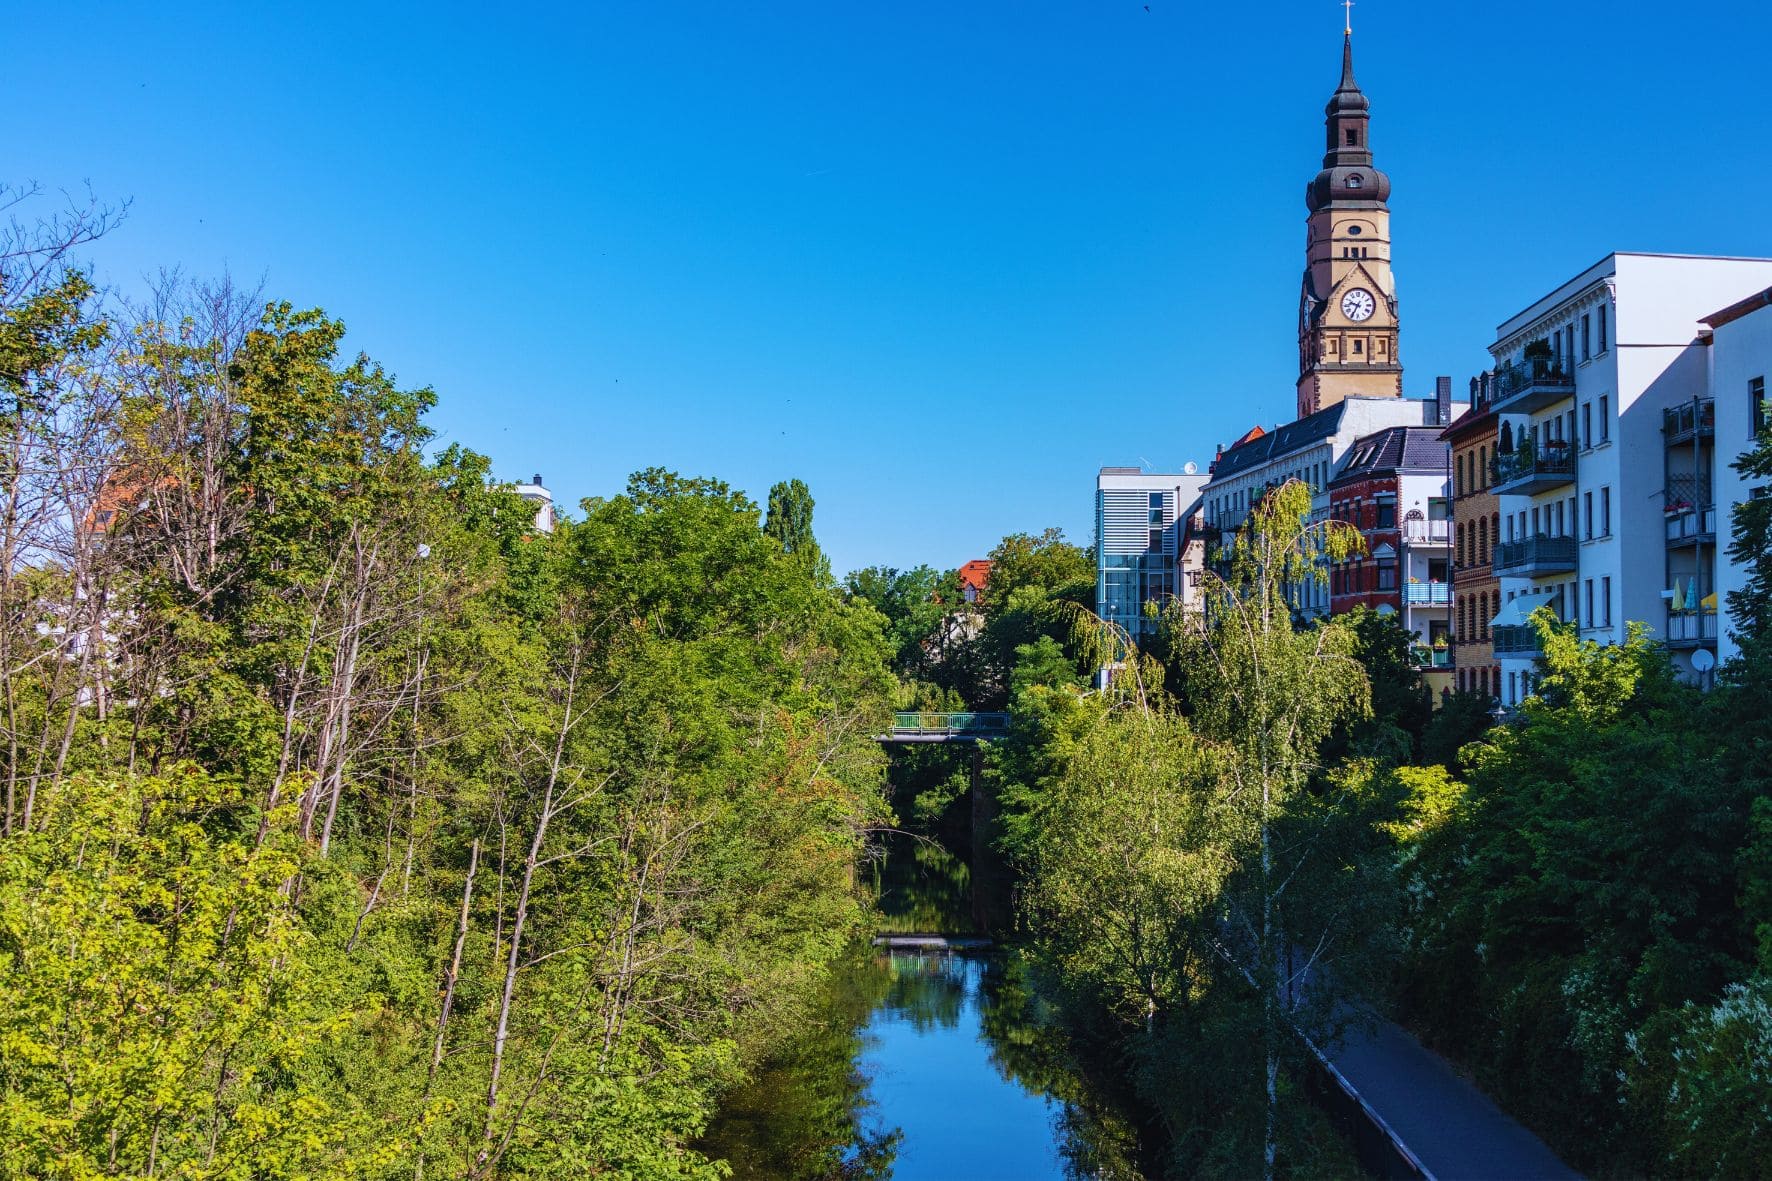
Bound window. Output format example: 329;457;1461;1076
1753;376;1767;436
1346;174;1364;189
1376;501;1396;528
1148;529;1163;553
1598;305;1608;350
1345;128;1360;146
1582;314;1591;360
1599;395;1610;440
1600;486;1611;536
1582;402;1592;448
1377;560;1398;591
1353;339;1364;355
1584;579;1594;627
1584;491;1593;539
1348;224;1363;236
1601;576;1612;626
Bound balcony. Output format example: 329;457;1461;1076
1491;445;1576;495
1664;505;1717;548
1493;534;1578;578
1662;399;1715;446
1664;608;1718;650
1663;575;1716;649
1411;645;1453;669
1492;624;1543;657
1490;357;1576;414
1401;519;1451;545
1404;581;1451;605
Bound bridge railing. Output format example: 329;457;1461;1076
890;711;1010;736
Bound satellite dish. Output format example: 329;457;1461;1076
1184;462;1198;475
1692;649;1716;673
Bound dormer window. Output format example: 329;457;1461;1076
1345;174;1364;189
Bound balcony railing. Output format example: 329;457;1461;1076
1404;581;1451;605
1490;357;1576;413
1411;645;1453;668
1491;446;1576;494
1493;534;1578;577
1401;519;1451;544
1662;399;1715;445
1664;506;1717;546
1664;608;1718;649
1492;624;1543;656
1665;474;1713;511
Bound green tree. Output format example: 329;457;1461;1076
1174;479;1373;1179
764;477;823;569
0;769;397;1176
983;527;1092;613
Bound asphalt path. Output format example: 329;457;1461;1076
1328;1017;1583;1180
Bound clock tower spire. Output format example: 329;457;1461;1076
1296;29;1402;419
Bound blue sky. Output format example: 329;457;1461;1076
14;1;1772;576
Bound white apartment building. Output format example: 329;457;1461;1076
1200;393;1459;618
1704;285;1772;666
1485;254;1772;706
514;474;556;533
1096;466;1207;642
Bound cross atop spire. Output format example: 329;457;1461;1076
1342;0;1354;35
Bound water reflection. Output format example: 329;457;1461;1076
864;952;1066;1180
704;832;1141;1179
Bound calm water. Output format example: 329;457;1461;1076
862;952;1066;1180
700;835;1092;1179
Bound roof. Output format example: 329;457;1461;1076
1495;252;1772;344
1211;401;1348;482
1329;426;1449;487
1440;402;1495;444
957;560;991;591
1230;424;1267;448
1704;285;1772;330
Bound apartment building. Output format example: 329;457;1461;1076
1325;424;1454;687
1704;285;1772;666
1481;254;1772;706
1096;467;1207;642
1444;377;1501;699
1201;394;1457;620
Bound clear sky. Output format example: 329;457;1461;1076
13;1;1772;577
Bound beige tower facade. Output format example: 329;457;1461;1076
1297;35;1403;419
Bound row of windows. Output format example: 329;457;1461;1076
1208;460;1331;526
1454;514;1502;568
1451;578;1613;643
1454;397;1616;498
1328;497;1397;530
1331;561;1399;595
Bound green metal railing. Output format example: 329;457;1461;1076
890;712;1010;736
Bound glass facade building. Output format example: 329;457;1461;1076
1096;468;1205;642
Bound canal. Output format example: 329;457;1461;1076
699;832;1132;1180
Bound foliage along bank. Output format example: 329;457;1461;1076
0;203;896;1178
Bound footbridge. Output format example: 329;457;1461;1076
876;712;1010;744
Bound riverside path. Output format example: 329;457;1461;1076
1325;1014;1582;1180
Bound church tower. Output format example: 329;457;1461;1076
1296;32;1402;419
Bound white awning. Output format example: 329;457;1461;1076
1490;596;1531;629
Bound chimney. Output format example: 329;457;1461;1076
1435;376;1452;426
533;474;544;486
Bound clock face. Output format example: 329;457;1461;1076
1341;288;1376;322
